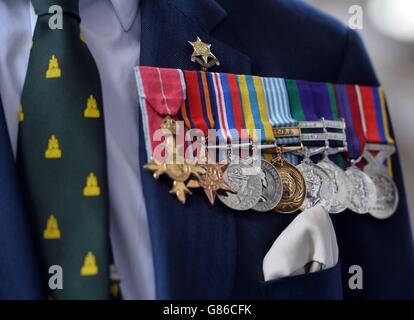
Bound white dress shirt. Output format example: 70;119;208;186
0;0;155;299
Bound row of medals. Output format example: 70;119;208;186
215;130;399;220
183;39;398;218
146;118;399;219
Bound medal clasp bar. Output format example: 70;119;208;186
272;127;301;138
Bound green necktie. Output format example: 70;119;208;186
17;0;111;299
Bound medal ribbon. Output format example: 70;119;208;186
259;77;301;163
288;80;337;121
356;86;395;145
262;77;300;146
135;66;187;160
333;84;366;160
261;77;296;126
181;71;278;143
135;67;394;168
287;80;347;145
356;85;395;175
287;80;366;159
327;83;346;167
287;80;350;165
180;71;215;136
286;80;348;125
180;71;248;142
236;74;274;143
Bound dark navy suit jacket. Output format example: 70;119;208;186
1;0;413;299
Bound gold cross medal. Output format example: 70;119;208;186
144;117;206;204
189;36;220;70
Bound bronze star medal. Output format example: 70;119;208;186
187;164;232;205
188;36;220;70
144;117;206;204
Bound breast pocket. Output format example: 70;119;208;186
261;262;343;300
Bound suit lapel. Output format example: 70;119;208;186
140;0;251;73
139;0;251;298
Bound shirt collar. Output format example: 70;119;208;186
110;0;139;32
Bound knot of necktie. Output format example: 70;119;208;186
32;0;80;21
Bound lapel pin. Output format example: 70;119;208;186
188;36;220;71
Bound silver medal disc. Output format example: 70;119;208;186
253;160;283;212
218;159;262;211
296;161;334;212
364;168;399;219
345;167;377;214
318;160;352;214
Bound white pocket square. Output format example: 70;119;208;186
263;205;339;282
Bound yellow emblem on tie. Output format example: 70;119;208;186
43;214;61;240
45;135;62;159
84;95;100;118
18;104;24;122
110;282;120;297
80;32;86;44
46;55;61;79
83;173;101;196
80;251;98;276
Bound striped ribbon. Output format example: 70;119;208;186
236;74;274;143
180;72;306;143
262;77;299;146
286;80;347;165
135;66;186;161
356;85;395;175
180;71;215;136
287;80;342;122
180;71;279;143
260;77;300;163
327;83;346;167
334;84;366;160
181;71;248;142
356;86;394;145
287;80;367;160
135;67;395;171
